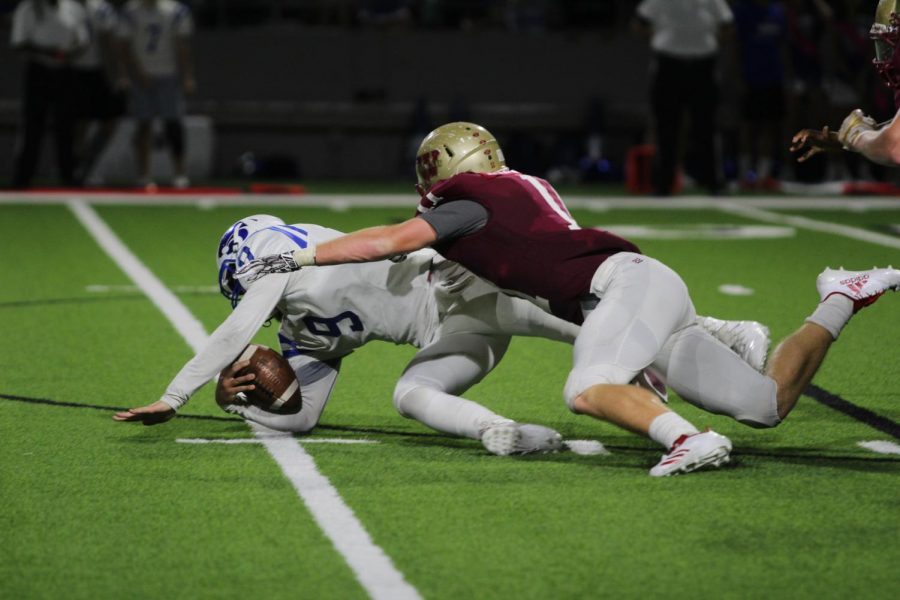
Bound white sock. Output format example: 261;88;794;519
648;412;700;449
805;294;854;340
394;386;512;440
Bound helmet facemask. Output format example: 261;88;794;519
216;214;284;307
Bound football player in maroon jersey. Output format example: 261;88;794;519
239;122;900;476
791;0;900;166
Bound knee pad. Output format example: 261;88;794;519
164;120;184;155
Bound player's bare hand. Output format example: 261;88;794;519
113;400;176;425
790;126;840;162
219;359;255;397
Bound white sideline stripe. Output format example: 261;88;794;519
7;192;900;211
857;440;900;455
177;437;380;445
251;423;420;600
718;202;900;250
69;200;210;352
71;201;421;600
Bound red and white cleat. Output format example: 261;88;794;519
649;430;732;477
816;267;900;313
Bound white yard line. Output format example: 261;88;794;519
69;199;421;600
717;202;900;251
857;441;900;455
177;437;380;445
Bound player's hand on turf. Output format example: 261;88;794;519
790;126;841;162
235;251;301;283
112;400;175;425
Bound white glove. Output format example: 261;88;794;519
837;109;877;150
236;250;305;283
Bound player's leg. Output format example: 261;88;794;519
52;73;78;186
767;266;900;419
564;253;731;475
686;57;720;194
11;63;51;188
650;55;683;196
432;261;579;344
654;324;780;428
394;333;562;454
158;76;188;188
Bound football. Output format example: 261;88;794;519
232;344;302;414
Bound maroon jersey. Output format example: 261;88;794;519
419;169;641;322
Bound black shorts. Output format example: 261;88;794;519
741;85;786;121
71;68;126;120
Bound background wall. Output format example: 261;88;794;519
0;24;653;182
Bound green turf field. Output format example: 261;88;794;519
1;195;898;599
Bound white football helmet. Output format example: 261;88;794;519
217;214;285;307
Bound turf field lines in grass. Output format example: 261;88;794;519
177;436;380;445
70;200;422;600
718;202;900;250
68;200;209;351
857;441;900;455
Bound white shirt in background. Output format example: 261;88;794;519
10;0;88;67
119;0;193;77
636;0;733;58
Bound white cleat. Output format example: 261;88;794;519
649;430;732;477
481;423;563;456
698;316;771;372
816;267;900;313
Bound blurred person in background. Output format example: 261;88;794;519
118;0;195;190
632;0;733;196
70;0;126;186
733;0;789;190
9;0;87;189
791;0;900;167
784;0;832;181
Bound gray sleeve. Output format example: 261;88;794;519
419;200;489;241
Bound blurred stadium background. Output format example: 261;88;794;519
2;0;897;190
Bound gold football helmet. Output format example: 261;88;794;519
415;122;506;193
872;0;900;88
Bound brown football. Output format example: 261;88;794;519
233;344;302;414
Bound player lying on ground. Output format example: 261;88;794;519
238;122;900;476
114;215;768;457
790;1;900;166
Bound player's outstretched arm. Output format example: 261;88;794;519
112;401;176;425
237;218;437;282
839;107;900;166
